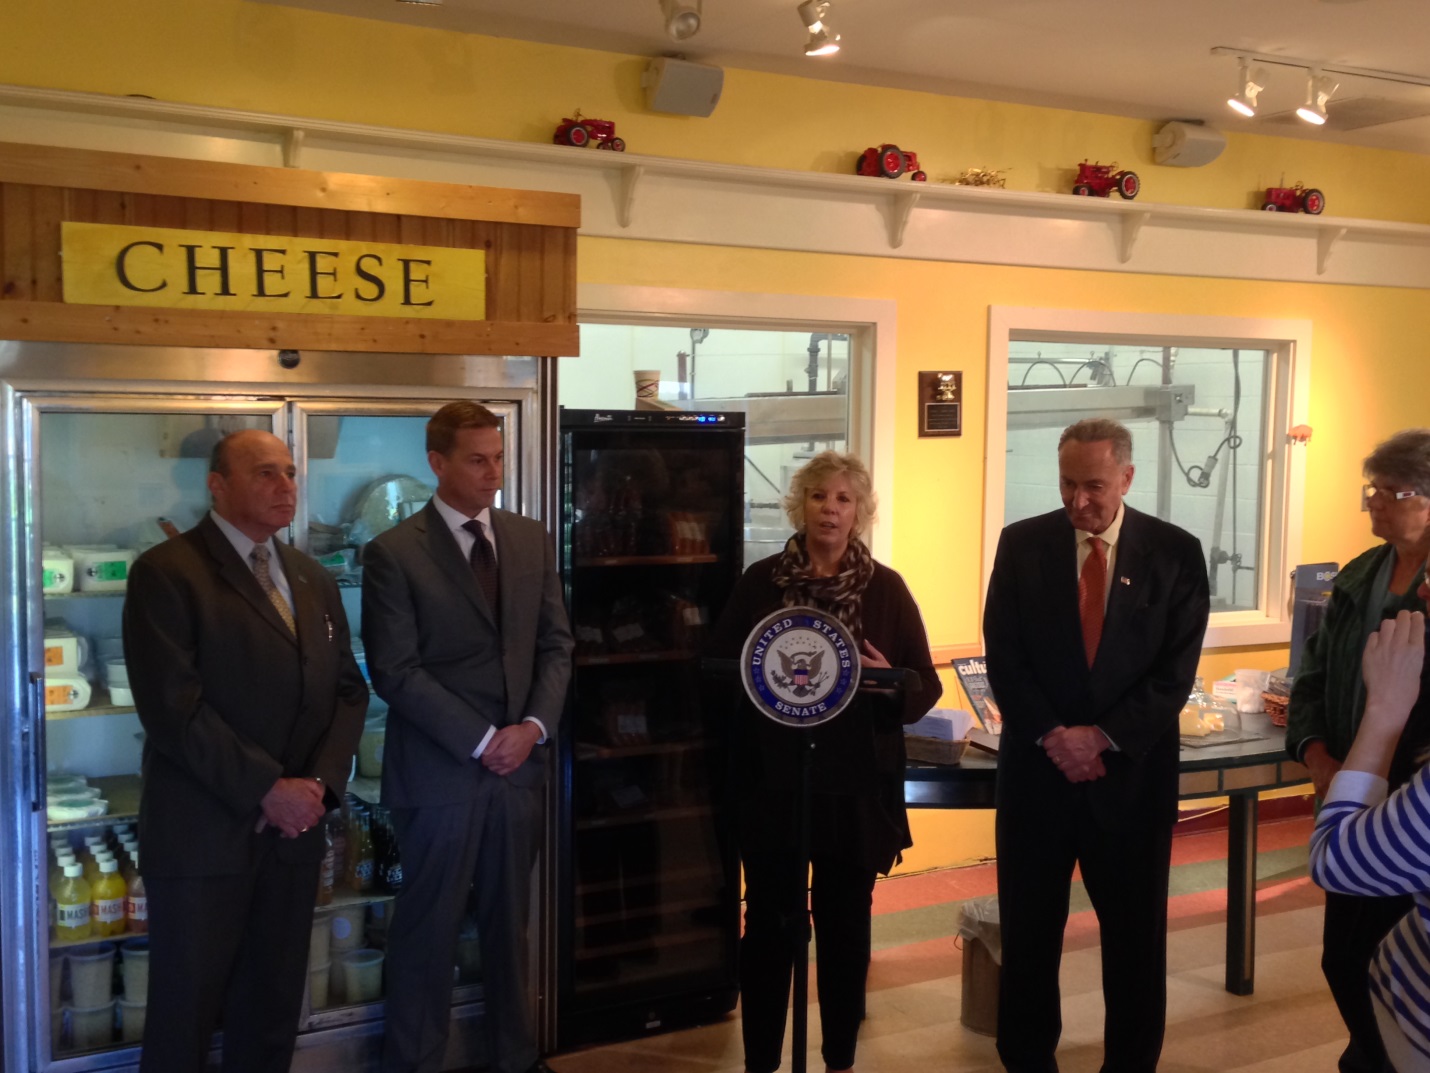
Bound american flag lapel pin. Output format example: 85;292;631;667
1119;576;1131;585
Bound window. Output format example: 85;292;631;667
987;308;1310;647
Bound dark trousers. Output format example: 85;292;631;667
381;779;542;1073
740;849;877;1073
140;841;320;1073
995;803;1174;1073
1323;890;1412;1073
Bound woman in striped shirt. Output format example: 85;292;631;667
1310;608;1430;1072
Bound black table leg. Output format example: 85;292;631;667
1224;790;1258;995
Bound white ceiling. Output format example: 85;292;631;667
252;0;1430;155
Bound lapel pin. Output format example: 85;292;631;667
1119;576;1131;585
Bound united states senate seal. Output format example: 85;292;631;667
739;606;861;728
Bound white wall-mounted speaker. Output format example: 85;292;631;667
643;57;724;117
1152;121;1228;168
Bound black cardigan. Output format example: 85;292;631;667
709;553;942;874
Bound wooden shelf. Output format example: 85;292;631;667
575;555;718;567
576;804;713;831
575;739;709;761
575;650;694;668
46;688;136;721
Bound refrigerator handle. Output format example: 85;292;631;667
25;672;44;811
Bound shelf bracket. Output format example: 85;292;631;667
1118;210;1151;264
888;189;922;249
1317;225;1347;275
283;128;305;169
617;164;644;229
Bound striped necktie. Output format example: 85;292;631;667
250;544;296;635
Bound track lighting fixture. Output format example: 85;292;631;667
1296;71;1339;125
798;0;840;57
1226;59;1265;118
660;0;702;42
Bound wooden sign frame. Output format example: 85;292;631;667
0;142;580;356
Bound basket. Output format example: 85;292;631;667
905;735;969;765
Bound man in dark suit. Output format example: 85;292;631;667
983;417;1210;1073
363;401;573;1073
123;429;368;1073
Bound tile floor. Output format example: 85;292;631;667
549;815;1346;1073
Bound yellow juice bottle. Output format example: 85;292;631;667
55;863;92;941
91;858;127;938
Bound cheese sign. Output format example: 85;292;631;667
60;222;486;320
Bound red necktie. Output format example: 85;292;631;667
1078;536;1106;666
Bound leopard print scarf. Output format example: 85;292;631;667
771;531;875;643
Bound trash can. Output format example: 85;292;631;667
956;896;1001;1036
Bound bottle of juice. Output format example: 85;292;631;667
91;858;127;937
328;810;347;892
352;811;375;894
55;863;92;941
119;841;139;886
125;851;148;935
317;824;335;906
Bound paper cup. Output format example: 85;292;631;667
634;370;660;400
329;903;365;952
69;1001;114;1050
310;909;332;970
120;939;149;1000
118;998;146;1042
309;961;331;1009
49;953;64;1008
338;948;384;1004
67;943;114;1007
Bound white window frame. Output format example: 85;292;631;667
575;284;896;563
985;306;1311;649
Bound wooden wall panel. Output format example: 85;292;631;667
0;141;579;355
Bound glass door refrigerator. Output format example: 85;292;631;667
554;408;745;1048
0;341;542;1072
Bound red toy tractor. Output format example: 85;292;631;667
553;112;626;152
1071;161;1140;200
856;144;927;182
1262;183;1324;214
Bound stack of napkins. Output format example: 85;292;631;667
905;708;976;741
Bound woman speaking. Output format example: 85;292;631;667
710;451;941;1073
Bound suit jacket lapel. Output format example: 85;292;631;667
199;516;300;647
416;500;494;627
1098;508;1148;661
1046;515;1088;669
276;541;323;652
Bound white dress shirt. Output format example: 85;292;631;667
210;510;294;617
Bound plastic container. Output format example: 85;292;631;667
309;961;331;1009
69;1001;113;1050
42;550;75;595
118;998;146;1042
1179;676;1241;742
310;909;332;970
329;903;365;952
44;676;93;714
71;546;134;593
67;943;114;1007
120;939;149;1000
338;948;384;1003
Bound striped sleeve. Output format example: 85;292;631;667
1310;766;1430;898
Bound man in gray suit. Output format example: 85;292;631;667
363;401;573;1073
124;429;367;1073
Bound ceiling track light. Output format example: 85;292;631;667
660;0;702;42
1226;58;1265;118
798;0;841;57
1296;70;1339;125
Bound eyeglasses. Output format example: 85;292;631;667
1362;483;1423;510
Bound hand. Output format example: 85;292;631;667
482;722;542;777
256;778;325;839
860;640;891;669
1301;741;1342;800
1361;610;1425;736
1044;725;1109;784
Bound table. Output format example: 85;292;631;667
903;712;1310;995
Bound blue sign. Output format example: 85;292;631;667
739;606;861;728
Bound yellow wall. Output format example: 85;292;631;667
5;0;1426;868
